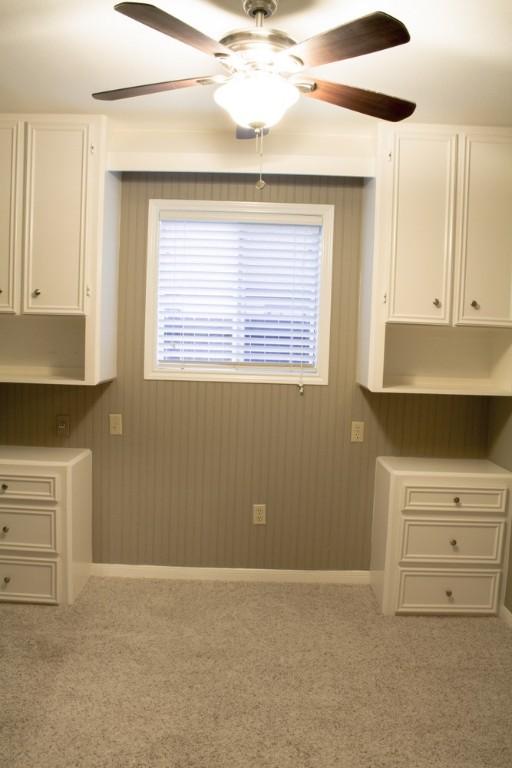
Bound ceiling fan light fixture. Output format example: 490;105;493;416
214;72;299;129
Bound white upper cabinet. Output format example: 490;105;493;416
23;120;93;314
455;132;512;327
0;120;22;313
0;114;121;386
386;126;512;329
358;124;512;396
387;128;457;324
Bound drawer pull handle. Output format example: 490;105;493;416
3;576;11;585
445;590;453;599
1;526;9;534
449;539;457;547
1;483;7;491
453;496;460;504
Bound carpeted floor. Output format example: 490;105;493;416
1;577;512;768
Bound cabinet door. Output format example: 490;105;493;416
0;120;22;313
387;130;457;324
455;133;512;326
23;120;92;314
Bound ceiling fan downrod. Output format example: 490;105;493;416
243;0;278;23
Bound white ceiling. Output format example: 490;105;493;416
1;0;512;134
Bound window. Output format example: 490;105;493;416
144;200;334;384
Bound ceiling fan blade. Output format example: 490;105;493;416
114;2;231;57
304;79;416;122
92;75;224;101
287;11;410;68
235;126;270;140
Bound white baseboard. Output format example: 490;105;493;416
90;563;370;585
500;604;512;628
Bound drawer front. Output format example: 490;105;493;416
401;518;504;564
397;569;500;614
403;486;506;513
0;507;57;553
0;557;57;603
0;474;57;502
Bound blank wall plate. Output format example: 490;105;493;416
351;420;365;443
109;413;123;435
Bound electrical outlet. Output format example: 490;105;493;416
252;503;266;525
109;413;123;435
351;420;365;443
56;414;70;437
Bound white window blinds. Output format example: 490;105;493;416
156;218;323;369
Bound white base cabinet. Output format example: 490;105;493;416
0;447;92;605
370;457;511;615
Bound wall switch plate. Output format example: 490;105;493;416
56;414;70;437
109;413;123;435
351;420;365;443
252;503;266;525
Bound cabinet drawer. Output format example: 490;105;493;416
0;507;57;553
401;519;504;564
0;474;57;502
397;569;499;614
403;486;506;513
0;557;57;603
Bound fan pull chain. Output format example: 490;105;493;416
255;128;266;190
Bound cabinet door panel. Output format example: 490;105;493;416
0;120;22;313
388;131;457;324
23;122;89;314
456;135;512;326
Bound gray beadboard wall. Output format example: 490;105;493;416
0;173;489;569
488;399;512;610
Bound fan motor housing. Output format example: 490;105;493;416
218;28;302;73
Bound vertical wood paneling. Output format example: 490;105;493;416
0;172;489;570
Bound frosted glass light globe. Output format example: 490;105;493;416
214;72;299;129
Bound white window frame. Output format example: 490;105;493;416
144;199;334;385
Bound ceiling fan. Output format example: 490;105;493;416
93;1;416;130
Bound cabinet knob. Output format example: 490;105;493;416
470;300;480;309
32;288;41;297
449;538;457;547
0;483;7;491
3;576;11;585
453;496;460;504
0;288;3;294
445;589;453;598
1;526;9;534
433;298;441;308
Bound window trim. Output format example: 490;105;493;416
144;199;334;385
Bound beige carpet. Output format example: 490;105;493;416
1;577;512;768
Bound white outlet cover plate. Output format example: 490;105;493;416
351;421;365;442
